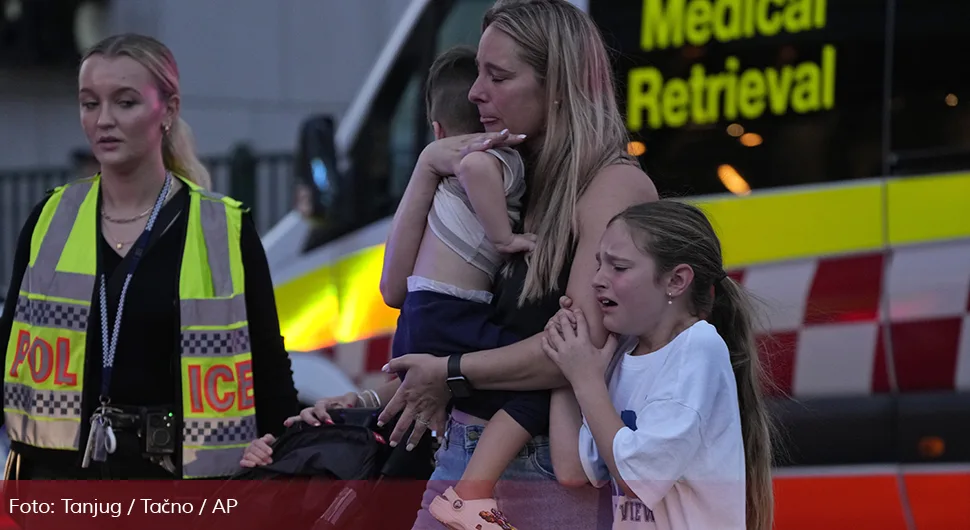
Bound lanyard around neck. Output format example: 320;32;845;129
97;172;174;406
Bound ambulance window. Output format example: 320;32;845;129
387;74;424;201
591;0;888;198
436;0;493;53
345;5;442;230
888;0;970;176
424;0;494;146
345;0;489;234
387;0;492;200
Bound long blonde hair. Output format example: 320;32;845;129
82;34;212;190
483;0;637;305
615;201;775;530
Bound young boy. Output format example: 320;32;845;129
389;46;536;529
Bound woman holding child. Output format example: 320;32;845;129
376;0;776;528
378;0;660;527
244;0;659;528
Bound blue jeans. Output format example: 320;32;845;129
410;411;612;529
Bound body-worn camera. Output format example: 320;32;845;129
141;409;176;455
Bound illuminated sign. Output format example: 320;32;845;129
623;0;838;131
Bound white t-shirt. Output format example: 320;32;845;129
578;321;746;530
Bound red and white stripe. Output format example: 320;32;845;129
320;239;970;399
747;238;970;398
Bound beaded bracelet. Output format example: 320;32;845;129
356;389;381;408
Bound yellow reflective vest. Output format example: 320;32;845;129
3;174;257;479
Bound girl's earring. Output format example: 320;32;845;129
667;293;673;305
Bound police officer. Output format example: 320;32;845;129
0;33;300;481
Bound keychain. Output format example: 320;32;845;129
81;410;118;469
81;414;99;468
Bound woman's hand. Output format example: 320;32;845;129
420;128;528;179
282;391;359;428
240;434;276;468
541;309;618;383
377;354;450;450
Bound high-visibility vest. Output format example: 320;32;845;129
3;174;258;479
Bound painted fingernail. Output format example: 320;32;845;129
389;441;397;447
500;128;509;134
324;419;334;425
376;420;385;427
406;443;415;452
381;364;390;373
517;134;527;139
483;139;491;146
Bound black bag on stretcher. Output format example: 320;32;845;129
195;407;436;530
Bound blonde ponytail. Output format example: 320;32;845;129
163;117;211;190
710;277;775;530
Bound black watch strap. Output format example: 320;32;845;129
447;354;463;379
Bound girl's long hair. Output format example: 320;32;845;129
615;201;775;530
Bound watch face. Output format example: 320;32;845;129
448;378;472;399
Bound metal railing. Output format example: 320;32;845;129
0;146;296;292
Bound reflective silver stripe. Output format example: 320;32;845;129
31;180;95;287
42;271;96;302
181;328;251;356
183;415;257;445
182;415;256;477
182;445;248;478
5;412;81;450
196;188;227;201
199;198;233;298
14;295;89;332
180;295;247;328
4;384;83;418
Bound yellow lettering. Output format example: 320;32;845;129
822;44;836;108
712;0;743;42
814;0;827;27
627;67;664;131
722;57;741;119
706;73;726;122
641;0;685;51
757;0;784;36
738;69;766;118
743;0;757;37
784;0;814;33
639;0;827;50
790;62;820;112
663;79;691;127
685;1;712;46
765;67;794;115
689;64;711;123
623;43;837;128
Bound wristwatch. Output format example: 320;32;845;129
446;354;473;399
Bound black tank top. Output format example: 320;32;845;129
490;251;574;337
450;250;573;434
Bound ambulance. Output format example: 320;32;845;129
264;1;970;527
